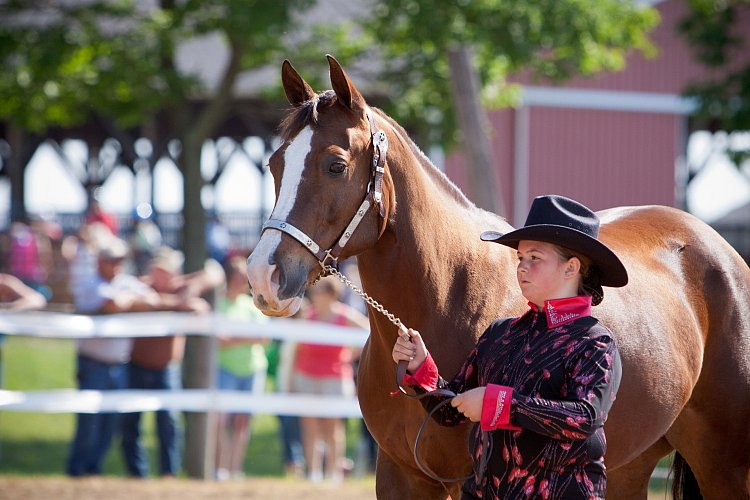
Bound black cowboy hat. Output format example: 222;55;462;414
481;195;628;287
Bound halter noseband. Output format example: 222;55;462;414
261;108;389;268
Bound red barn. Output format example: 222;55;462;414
444;0;750;227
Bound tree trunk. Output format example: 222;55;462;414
175;36;246;480
6;124;36;222
179;134;216;479
447;45;506;216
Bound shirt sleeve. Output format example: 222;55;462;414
508;332;622;440
403;324;498;427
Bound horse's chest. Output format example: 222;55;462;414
478;327;575;399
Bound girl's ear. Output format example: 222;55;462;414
565;257;581;278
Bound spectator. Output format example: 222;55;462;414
337;259;378;476
0;272;48;311
62;221;116;304
130;216;163;275
0;273;48;387
292;276;368;483
214;255;268;481
267;322;305;477
8;220;51;299
66;237;203;477
121;246;221;478
85;198;119;235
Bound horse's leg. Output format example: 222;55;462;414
606;438;672;500
667;406;750;500
375;450;453;500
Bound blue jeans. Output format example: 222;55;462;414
278;415;304;468
66;355;128;476
121;362;181;477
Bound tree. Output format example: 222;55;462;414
678;0;750;166
364;0;658;145
360;0;658;213
0;0;316;478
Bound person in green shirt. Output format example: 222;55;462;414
214;255;269;481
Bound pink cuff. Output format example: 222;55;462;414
481;384;521;431
403;351;439;392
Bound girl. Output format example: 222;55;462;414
292;276;369;482
215;255;269;480
393;195;627;499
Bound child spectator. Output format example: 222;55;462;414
292;276;368;483
214;255;268;480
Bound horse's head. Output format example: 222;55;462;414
246;55;395;316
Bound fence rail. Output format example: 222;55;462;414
0;311;367;417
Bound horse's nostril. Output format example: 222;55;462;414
256;294;268;308
271;265;282;289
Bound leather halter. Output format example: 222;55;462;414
261;108;389;268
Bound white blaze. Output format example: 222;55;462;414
246;127;313;312
252;127;313;260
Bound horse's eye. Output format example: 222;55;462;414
328;162;347;175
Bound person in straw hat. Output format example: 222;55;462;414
393;195;627;499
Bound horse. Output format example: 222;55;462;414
245;55;750;499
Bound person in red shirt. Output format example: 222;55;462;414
85;199;119;236
292;276;369;483
393;195;627;499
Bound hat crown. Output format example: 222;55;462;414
524;195;600;239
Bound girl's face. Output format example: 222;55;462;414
516;240;578;307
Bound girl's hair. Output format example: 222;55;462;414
552;245;604;305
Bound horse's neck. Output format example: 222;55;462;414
357;129;518;361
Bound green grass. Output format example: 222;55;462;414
0;336;671;496
0;336;367;478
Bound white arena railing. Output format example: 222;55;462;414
0;311;368;417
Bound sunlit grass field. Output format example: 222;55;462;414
1;335;672;498
0;336;367;477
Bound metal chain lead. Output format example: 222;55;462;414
321;264;404;330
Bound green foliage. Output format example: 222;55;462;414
0;0;314;133
679;0;750;165
362;0;659;146
0;1;189;131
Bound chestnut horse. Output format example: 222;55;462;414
246;56;750;499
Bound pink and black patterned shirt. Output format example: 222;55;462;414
406;296;622;499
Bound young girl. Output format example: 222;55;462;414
215;255;269;480
393;195;627;499
292;276;369;482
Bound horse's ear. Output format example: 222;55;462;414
282;59;316;106
327;54;365;112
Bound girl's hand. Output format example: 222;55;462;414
392;328;427;373
451;386;486;422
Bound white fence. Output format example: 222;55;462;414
0;311;368;417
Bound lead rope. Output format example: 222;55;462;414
319;264;489;487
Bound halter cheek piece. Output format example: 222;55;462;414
261;108;388;268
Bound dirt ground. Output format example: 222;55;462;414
0;476;377;500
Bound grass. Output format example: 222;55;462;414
0;336;671;497
0;336;367;478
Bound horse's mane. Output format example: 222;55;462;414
279;90;337;142
278;92;478;212
373;109;476;210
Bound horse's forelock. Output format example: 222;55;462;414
280;90;337;143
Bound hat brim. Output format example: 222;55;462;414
481;225;628;288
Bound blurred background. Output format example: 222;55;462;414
0;0;748;497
